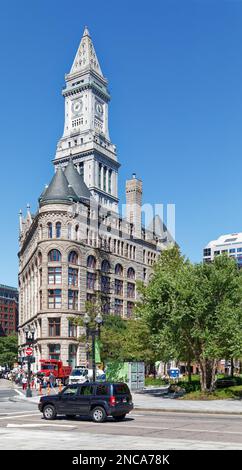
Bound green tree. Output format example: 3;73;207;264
0;334;18;367
137;246;242;392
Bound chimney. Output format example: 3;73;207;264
126;174;142;239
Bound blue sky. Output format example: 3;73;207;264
0;0;242;286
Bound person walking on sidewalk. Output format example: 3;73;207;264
22;376;27;391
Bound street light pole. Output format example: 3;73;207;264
83;311;103;382
23;325;35;398
92;331;96;383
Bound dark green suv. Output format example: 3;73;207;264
38;382;133;423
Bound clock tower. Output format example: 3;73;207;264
54;27;120;212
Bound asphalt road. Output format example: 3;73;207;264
0;384;242;450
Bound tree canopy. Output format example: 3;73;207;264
137;246;242;391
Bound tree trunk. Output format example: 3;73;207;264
187;360;192;384
199;359;217;392
231;358;234;378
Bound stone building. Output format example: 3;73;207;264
18;27;173;369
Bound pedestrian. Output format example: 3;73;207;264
49;372;55;389
22;376;27;391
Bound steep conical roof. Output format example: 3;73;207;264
69;26;103;77
64;159;91;201
39;167;79;206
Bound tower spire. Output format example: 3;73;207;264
69;27;103;77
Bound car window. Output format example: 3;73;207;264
96;384;109;396
113;384;130;395
80;385;94;396
62;386;78;396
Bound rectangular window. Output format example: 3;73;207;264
98;164;102;188
49;343;60;360
103;167;107;192
101;276;110;294
115;279;123;296
68;321;77;338
108;170;112;193
203;248;211;257
229;249;236;253
48;289;61;309
101;297;110;314
214;250;220;256
86;293;96;303
114;299;123;316
48;318;61;337
127;301;134;318
237;248;242;253
68;268;78;286
87;272;96;290
39;269;42;287
48;267;62;285
68;290;78;310
127;282;135;299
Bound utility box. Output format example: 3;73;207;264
105;361;145;391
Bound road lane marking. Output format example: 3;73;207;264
0;413;39;420
0;411;39;416
7;423;75;428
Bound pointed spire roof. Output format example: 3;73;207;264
39;167;79;206
64;159;91;202
69;26;103;77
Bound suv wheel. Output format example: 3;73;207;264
43;404;56;420
91;406;106;423
113;414;126;421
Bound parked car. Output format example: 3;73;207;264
38;382;133;423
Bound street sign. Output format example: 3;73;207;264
25;347;33;356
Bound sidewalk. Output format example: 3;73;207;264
10;384;242;415
133;390;242;414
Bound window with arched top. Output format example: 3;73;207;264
48;249;62;262
38;252;42;265
68;251;78;264
75;225;79;241
115;263;123;276
56;222;61;238
87;255;96;269
127;267;135;280
47;222;52;238
101;260;110;273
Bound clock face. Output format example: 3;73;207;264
71;99;83;116
95;101;103;116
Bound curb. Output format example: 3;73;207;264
134;406;242;415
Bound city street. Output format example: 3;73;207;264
1;381;242;450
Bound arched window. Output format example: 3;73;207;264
127;267;135;280
56;222;61;238
75;225;79;241
47;222;52;238
115;264;123;276
39;224;43;240
87;255;96;269
38;252;42;265
68;251;78;264
101;260;110;273
48;249;61;262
